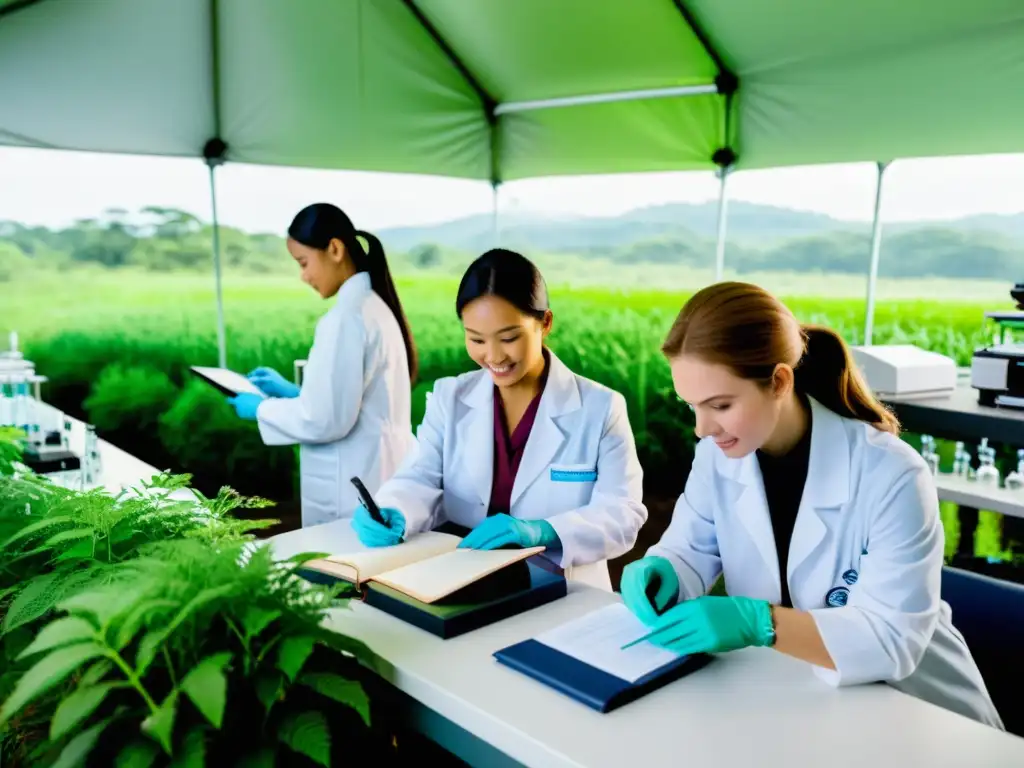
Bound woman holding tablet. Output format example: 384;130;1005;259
620;281;1002;729
350;248;648;590
226;203;417;528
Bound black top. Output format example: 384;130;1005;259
755;414;812;609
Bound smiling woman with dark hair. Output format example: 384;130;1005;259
350;248;649;591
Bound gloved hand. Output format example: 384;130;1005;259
642;595;775;655
620;556;680;626
351;504;406;548
226;393;263;421
457;514;559;551
247;366;300;399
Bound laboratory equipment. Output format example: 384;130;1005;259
81;425;102;488
850;345;956;398
975;438;1001;487
971;343;1024;409
1005;450;1024;491
920;434;940;475
952;441;971;478
1;329;81;478
971;285;1024;409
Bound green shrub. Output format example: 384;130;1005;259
158;383;296;501
83;363;179;435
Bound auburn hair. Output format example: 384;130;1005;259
661;282;899;435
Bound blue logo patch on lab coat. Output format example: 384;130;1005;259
825;587;850;607
842;569;858;585
550;468;597;482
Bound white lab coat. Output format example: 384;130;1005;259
256;272;415;527
647;396;1004;730
375;351;648;590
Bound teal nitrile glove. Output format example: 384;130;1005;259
643;595;775;655
247;366;300;399
457;514;559;551
226;393;262;421
620;556;680;626
351;504;406;548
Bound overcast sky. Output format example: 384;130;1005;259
2;146;1022;236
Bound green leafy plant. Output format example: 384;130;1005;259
0;427;25;477
0;471;277;635
1;538;388;766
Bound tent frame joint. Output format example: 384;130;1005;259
203;137;228;168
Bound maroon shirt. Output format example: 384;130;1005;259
488;359;550;516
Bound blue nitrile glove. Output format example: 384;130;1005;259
247;366;300;399
351;504;406;548
226;393;262;421
457;514;559;551
620;555;681;626
643;595;775;655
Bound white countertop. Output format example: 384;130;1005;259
268;521;1024;768
25;402;199;502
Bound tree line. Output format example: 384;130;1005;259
1;206;1021;281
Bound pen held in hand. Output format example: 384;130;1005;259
620;631;656;651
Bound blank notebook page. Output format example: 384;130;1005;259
372;546;544;603
533;603;683;683
325;531;461;583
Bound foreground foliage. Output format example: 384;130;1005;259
0;432;386;766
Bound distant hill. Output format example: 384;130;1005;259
378;200;1024;254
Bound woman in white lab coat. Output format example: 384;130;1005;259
226;203;417;528
350;248;648;590
620;281;1003;729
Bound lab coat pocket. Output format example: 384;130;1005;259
547;464;597;512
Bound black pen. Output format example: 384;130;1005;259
350;477;385;525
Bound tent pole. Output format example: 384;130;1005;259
714;165;731;282
491;183;500;246
863;161;890;346
207;161;227;368
495;83;717;115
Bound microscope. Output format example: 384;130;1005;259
970;283;1024;409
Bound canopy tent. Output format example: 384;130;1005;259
3;0;1023;360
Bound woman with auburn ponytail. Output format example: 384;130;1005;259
621;282;1003;730
225;203;417;528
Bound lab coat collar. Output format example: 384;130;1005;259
459;349;582;507
725;396;851;602
335;271;371;307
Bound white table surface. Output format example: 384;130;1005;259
268;521;1024;768
27;402;199;502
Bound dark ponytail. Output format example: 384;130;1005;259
795;325;899;435
288;203;418;384
662;282;899;436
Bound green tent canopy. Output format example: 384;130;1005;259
2;0;1023;181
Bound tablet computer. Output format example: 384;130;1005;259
189;366;267;398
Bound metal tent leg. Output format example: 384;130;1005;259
491;183;500;247
714;166;731;282
207;162;226;368
863;161;890;346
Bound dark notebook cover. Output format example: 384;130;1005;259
493;637;713;713
297;556;567;639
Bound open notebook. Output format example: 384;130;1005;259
300;531;545;604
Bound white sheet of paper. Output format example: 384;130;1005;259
191;366;266;397
533;603;683;683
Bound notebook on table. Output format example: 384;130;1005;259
493;603;713;713
296;531;568;638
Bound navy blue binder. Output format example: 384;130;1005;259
493;638;713;713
